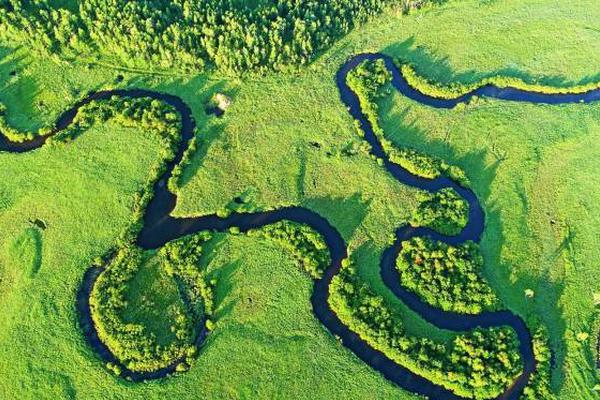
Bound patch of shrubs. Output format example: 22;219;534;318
168;134;198;193
90;232;214;374
346;59;469;186
396;237;497;314
411;188;469;236
521;325;555;400
329;259;522;399
400;61;600;100
248;221;330;279
0;0;420;73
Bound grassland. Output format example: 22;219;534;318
2;0;600;398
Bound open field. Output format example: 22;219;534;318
1;0;600;398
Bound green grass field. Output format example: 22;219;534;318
2;0;600;398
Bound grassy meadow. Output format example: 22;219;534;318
2;0;600;398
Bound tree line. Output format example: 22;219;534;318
346;58;470;186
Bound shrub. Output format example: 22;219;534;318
410;188;469;235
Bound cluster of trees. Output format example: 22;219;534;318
399;61;600;100
411;188;469;236
0;0;407;73
329;259;522;399
346;59;469;186
249;221;330;279
396;237;497;314
90;232;214;374
159;232;215;319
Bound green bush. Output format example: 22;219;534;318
0;103;43;142
329;260;522;399
396;237;498;314
410;188;469;235
520;326;555;400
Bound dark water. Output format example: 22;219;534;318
4;53;598;397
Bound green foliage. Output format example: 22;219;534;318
169;135;198;193
520;326;555;400
410;188;469;235
346;59;470;186
0;0;407;73
249;221;330;279
400;61;600;100
329;260;522;399
89;232;213;374
396;237;497;314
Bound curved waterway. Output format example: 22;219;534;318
3;53;599;397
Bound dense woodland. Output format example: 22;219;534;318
0;0;437;73
329;259;522;399
396;237;498;314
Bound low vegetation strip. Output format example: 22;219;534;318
400;61;600;100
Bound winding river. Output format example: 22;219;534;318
2;53;597;398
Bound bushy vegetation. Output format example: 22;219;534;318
346;59;469;186
395;237;497;314
90;232;213;374
400;61;600;100
169;135;198;193
521;326;555;400
248;221;330;279
0;0;414;73
329;259;522;399
410;188;469;235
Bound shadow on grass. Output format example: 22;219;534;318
303;193;371;241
